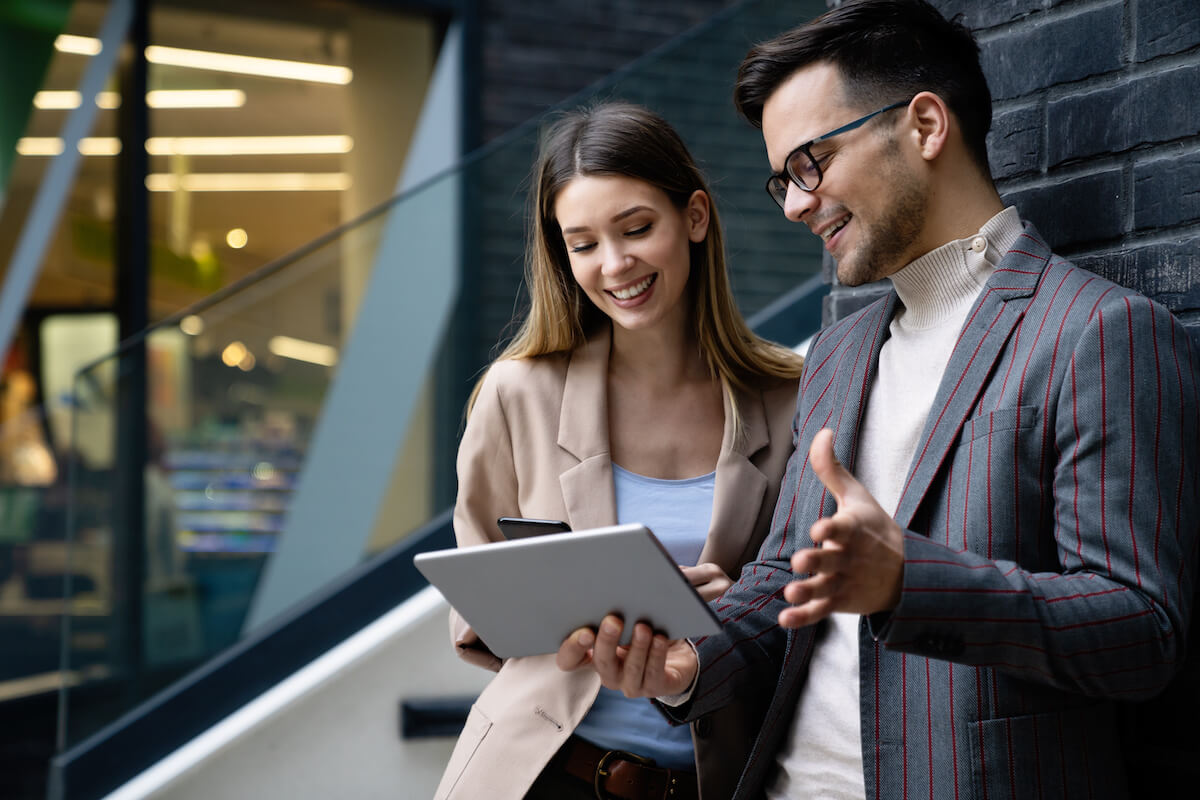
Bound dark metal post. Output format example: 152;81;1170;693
433;0;482;511
111;0;149;698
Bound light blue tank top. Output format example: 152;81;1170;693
572;464;716;770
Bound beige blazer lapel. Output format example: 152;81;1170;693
555;326;773;573
557;328;619;531
701;384;772;574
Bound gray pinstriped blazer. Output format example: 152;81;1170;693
670;223;1200;799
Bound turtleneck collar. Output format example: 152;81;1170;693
888;206;1023;330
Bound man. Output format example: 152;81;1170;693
557;1;1200;797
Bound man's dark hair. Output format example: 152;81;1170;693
734;0;993;175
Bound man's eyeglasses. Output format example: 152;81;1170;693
765;100;910;209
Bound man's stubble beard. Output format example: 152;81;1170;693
836;140;929;287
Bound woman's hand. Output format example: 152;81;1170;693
680;562;733;601
556;617;699;699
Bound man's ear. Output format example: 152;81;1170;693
686;189;711;243
907;91;951;162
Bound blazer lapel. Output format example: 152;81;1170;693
834;295;897;474
700;383;771;574
892;223;1050;529
557;328;619;531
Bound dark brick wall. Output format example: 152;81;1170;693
822;0;1200;344
477;1;737;143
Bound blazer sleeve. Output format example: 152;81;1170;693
876;296;1200;699
447;367;519;672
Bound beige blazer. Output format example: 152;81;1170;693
435;327;799;800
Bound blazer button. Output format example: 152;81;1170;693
695;716;712;738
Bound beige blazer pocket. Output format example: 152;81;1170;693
434;705;493;800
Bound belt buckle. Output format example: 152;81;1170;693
594;748;654;800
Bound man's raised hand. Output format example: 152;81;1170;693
780;428;906;628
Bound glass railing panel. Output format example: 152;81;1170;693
0;401;88;702
57;203;399;746
56;0;829;755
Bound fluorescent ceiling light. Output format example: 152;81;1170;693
145;173;352;192
146;135;352;156
34;89;246;110
33;91;119;109
19;133;346;158
16;138;64;156
52;36;350;84
147;89;247;108
268;335;339;367
79;138;122;156
145;45;352;84
16;137;121;156
55;34;102;55
33;91;83;109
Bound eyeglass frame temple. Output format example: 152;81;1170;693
768;98;912;203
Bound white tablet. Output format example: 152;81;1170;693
414;523;721;659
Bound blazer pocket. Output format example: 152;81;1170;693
435;704;493;800
959;405;1039;445
967;705;1126;799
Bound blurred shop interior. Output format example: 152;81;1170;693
1;0;449;793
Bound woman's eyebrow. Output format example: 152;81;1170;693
562;205;650;235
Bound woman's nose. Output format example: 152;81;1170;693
600;243;635;276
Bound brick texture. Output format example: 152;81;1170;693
979;3;1123;101
1001;169;1125;250
1137;0;1200;61
1135;149;1200;230
987;104;1043;180
934;0;1042;30
1047;63;1200;166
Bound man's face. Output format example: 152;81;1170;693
761;62;929;286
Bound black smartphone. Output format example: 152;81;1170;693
496;517;571;540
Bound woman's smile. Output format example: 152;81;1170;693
606;274;657;304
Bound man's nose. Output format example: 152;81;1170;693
783;182;818;223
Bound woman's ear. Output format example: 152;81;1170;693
907;91;951;162
686;190;711;243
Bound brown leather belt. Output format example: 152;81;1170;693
552;734;699;800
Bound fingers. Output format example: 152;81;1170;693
680;563;722;585
783;567;841;604
779;596;835;628
555;626;595;671
790;539;848;575
808;428;855;504
646;636;698;696
590;615;624;684
642;634;671;692
681;563;734;601
619;623;654;697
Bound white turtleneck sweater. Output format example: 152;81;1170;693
767;207;1024;799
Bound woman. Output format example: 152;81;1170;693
435;102;804;800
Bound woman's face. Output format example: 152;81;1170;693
554;174;708;336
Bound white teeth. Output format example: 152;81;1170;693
822;215;851;242
611;275;653;300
